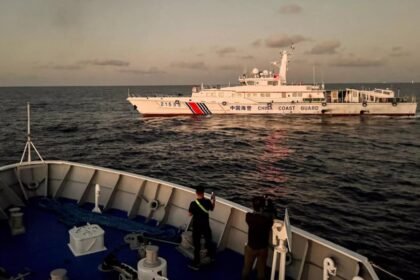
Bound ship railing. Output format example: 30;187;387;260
127;93;186;98
369;96;417;103
324;97;416;104
195;84;238;91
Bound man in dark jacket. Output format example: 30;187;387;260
188;186;216;270
242;196;273;280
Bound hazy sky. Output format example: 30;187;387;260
1;0;420;86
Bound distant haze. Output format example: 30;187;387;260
1;0;419;86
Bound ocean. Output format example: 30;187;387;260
0;84;419;279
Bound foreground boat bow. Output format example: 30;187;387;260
0;160;381;280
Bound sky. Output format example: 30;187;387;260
1;0;420;86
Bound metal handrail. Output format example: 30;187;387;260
370;262;403;280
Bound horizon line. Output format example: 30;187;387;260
0;81;417;88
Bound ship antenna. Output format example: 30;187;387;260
20;103;44;164
312;65;316;85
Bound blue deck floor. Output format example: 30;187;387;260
0;199;245;280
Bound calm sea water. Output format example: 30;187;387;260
0;84;419;279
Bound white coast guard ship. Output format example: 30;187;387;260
127;50;417;117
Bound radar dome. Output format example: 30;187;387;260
263;70;269;76
252;68;259;74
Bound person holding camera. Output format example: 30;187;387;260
188;186;216;270
242;196;274;280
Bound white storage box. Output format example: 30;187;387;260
68;224;106;256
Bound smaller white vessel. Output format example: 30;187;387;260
128;50;417;117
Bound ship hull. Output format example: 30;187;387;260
127;97;417;117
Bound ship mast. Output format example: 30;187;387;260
279;50;288;85
20;103;44;164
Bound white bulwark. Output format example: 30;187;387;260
127;50;417;117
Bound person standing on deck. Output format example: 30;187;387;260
242;196;274;280
188;186;216;270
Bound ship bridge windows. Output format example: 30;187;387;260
373;89;392;95
268;81;278;86
303;98;324;102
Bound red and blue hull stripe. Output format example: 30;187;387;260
186;102;212;115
